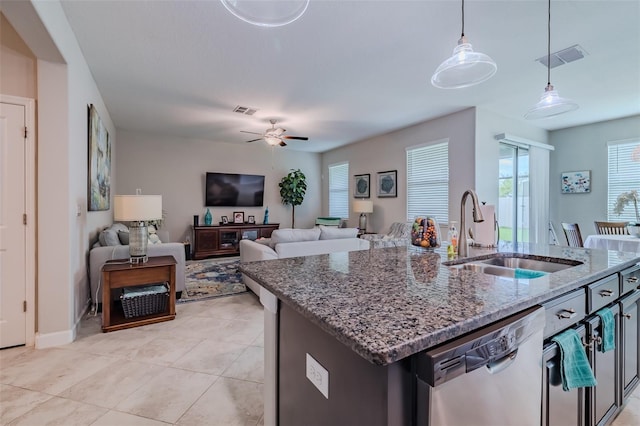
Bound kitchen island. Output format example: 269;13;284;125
239;243;640;425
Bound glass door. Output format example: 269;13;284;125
499;143;530;244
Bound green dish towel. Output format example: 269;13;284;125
514;268;547;279
596;308;616;353
551;329;597;391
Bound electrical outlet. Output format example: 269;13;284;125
306;353;329;399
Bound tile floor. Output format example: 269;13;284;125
1;291;639;426
1;293;264;425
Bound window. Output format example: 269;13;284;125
328;162;349;218
608;140;640;222
406;140;449;224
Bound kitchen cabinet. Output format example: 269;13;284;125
620;289;640;400
192;224;278;259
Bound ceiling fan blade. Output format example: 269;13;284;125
240;130;263;135
279;141;287;147
245;138;263;143
283;136;309;140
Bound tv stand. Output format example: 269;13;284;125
192;223;279;259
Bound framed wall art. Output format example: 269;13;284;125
561;170;591;193
354;174;370;198
87;104;111;211
377;170;397;198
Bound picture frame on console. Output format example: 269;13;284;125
248;215;256;224
221;216;229;224
233;212;244;224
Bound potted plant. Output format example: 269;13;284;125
279;169;307;228
613;190;640;236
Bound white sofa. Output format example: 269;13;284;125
239;226;370;294
89;224;186;307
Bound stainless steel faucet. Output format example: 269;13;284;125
458;190;485;257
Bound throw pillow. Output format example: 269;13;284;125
118;231;130;245
319;226;359;240
99;228;121;246
270;228;321;247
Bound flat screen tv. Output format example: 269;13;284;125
205;172;265;207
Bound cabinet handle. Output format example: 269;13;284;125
623;313;633;320
627;276;638;283
557;308;576;319
599;289;614;297
583;335;602;348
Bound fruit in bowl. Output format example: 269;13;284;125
411;216;441;249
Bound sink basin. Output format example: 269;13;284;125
445;254;583;279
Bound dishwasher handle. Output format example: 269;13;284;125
486;349;518;375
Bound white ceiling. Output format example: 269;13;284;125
59;0;640;153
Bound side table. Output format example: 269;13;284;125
101;255;176;332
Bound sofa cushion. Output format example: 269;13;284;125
118;230;130;245
269;228;321;247
99;228;121;246
319;226;359;240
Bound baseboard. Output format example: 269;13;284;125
35;302;89;348
35;328;75;348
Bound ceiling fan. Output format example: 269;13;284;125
241;119;309;146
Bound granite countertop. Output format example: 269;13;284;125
239;243;640;366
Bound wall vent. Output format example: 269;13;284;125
233;105;258;115
536;44;588;69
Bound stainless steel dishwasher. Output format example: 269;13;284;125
415;306;546;426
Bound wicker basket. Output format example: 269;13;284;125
121;283;169;319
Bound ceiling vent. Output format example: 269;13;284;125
233;105;258;115
536;44;588;69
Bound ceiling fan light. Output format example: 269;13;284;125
524;83;579;120
220;0;309;27
265;136;281;146
431;38;497;89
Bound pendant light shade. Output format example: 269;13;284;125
431;36;497;89
525;83;578;119
220;0;309;27
431;0;497;89
525;0;578;119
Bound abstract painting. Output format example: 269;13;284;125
561;170;590;193
88;104;110;210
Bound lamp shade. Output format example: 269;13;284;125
220;0;309;27
431;39;497;89
524;83;579;120
353;200;373;214
114;195;162;221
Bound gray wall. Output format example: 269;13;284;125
549;115;640;243
321;108;476;234
116;129;322;242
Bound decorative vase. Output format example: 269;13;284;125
204;208;212;225
629;224;640;238
263;206;269;224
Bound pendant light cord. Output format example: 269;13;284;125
547;0;551;85
461;0;465;37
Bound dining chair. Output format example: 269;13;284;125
561;223;584;247
594;221;629;235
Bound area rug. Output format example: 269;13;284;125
179;257;246;303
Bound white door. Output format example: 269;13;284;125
0;102;27;348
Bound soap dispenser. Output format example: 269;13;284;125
447;221;458;257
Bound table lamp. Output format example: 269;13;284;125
114;194;162;263
353;200;373;233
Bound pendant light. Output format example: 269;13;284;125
431;0;497;89
220;0;309;27
525;0;578;119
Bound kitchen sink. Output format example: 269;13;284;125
445;254;583;279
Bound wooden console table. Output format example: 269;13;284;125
193;223;279;259
101;255;176;332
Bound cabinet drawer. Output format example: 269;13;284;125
543;289;587;339
588;274;619;313
621;264;640;296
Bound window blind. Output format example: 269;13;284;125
608;141;640;222
329;162;349;218
406;141;449;224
